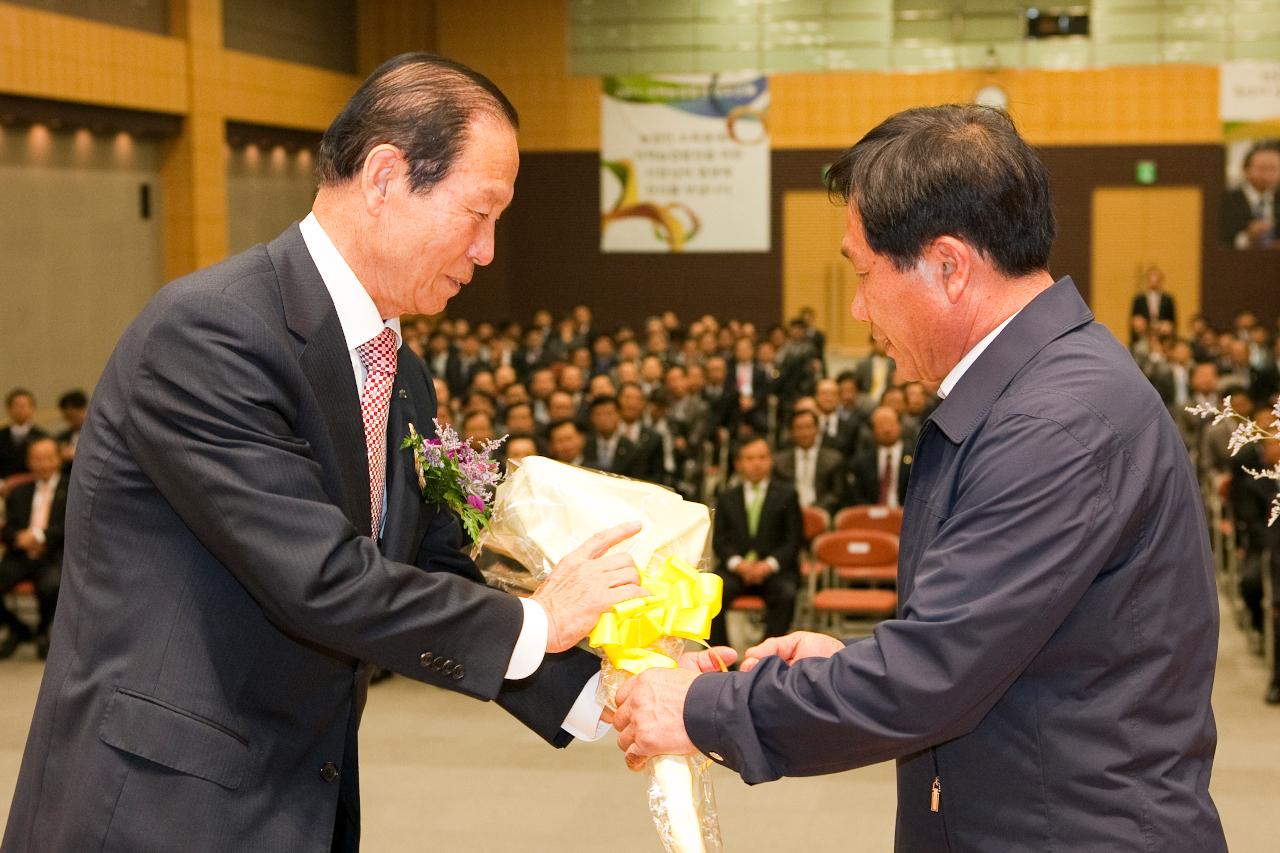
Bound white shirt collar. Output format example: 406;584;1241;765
1243;181;1274;210
937;310;1022;400
299;212;402;352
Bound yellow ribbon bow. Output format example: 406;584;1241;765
588;556;723;675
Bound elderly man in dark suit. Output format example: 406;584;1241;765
616;104;1226;852
0;389;46;480
1221;141;1278;249
708;436;803;648
3;54;648;853
0;437;67;659
847;406;912;508
773;410;846;515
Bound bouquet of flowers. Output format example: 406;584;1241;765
401;420;506;540
474;456;725;853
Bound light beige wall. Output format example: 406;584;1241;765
225;143;317;254
0;125;163;418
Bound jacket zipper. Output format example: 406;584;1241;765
930;776;942;812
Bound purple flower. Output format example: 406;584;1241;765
467;495;485;511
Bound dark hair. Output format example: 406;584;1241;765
547;418;581;438
588;394;619;412
462;410;492;427
1243;140;1280;171
316;52;518;193
790;409;819;428
835;369;860;390
825;104;1055;278
5;387;34;408
505;401;533;417
58;389;88;409
735;433;769;456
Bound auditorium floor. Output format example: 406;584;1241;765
1;595;1275;852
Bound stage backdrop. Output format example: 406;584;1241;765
600;73;770;253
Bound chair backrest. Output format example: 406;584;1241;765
834;504;903;535
801;505;830;541
812;529;899;568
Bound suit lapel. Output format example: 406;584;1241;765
381;346;427;560
269;225;372;537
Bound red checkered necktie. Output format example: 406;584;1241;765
356;327;398;536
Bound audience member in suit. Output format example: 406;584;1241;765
1221;142;1278;249
1129;265;1177;337
501;401;537;440
665;366;710;441
1230;437;1277;646
709;437;803;647
848;406;912;507
1202;387;1254;479
1253;337;1280;405
727;338;769;437
854;339;895;404
901;381;936;441
799;306;826;368
0;437;66;659
1178;362;1220;468
775;320;819;406
772;410;846;515
617;383;666;483
444;333;486;398
0;389;47;479
423;331;454;379
813;378;859;456
515;327;549;382
547;419;587;467
502;434;540;472
583;396;639;475
54;389;88;467
700;356;734;436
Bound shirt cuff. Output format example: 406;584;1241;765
560;672;610;742
1235;231;1250;250
765;557;780;574
727;556;743;571
505;598;548;680
29;528;45;545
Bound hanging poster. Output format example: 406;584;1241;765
600;73;770;253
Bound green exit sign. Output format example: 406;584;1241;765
1135;160;1157;185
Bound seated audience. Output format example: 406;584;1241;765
0;437;66;659
848;406;912;508
708;436;802;648
0;389;46;479
773;410;847;515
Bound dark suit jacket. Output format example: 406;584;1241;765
772;446;846;515
853;354;895;401
1;226;598;853
444;351;486;399
685;278;1225;852
0;426;47;479
621;425;665;483
847;444;912;507
1129;291;1176;326
583;431;638;476
1220;187;1274;245
0;476;69;568
712;481;802;577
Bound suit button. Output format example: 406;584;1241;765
320;762;339;783
432;657;446;670
451;664;465;680
708;752;724;763
419;652;433;667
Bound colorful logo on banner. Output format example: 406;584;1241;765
601;73;770;253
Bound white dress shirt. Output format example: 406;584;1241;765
299;214;604;737
877;442;904;509
727;478;780;574
28;471;60;545
793;445;818;508
938;310;1022;400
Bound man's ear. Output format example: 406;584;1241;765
930;236;973;304
361;144;402;216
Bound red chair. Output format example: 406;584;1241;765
801;505;830;541
834;504;903;536
809;530;899;633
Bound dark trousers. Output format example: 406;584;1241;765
710;567;797;648
0;556;61;636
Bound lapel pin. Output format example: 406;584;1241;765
398;389;408;399
903;455;913;465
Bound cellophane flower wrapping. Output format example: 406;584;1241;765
473;456;724;853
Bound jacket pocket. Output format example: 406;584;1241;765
98;687;249;790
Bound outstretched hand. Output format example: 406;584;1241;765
532;521;646;653
740;631;843;672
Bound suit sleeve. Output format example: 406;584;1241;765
125;291;524;703
713;493;736;567
0;487;29;549
685;413;1118;783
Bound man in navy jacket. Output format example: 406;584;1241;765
615;104;1226;852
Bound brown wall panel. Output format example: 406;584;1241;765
453;145;1278;333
